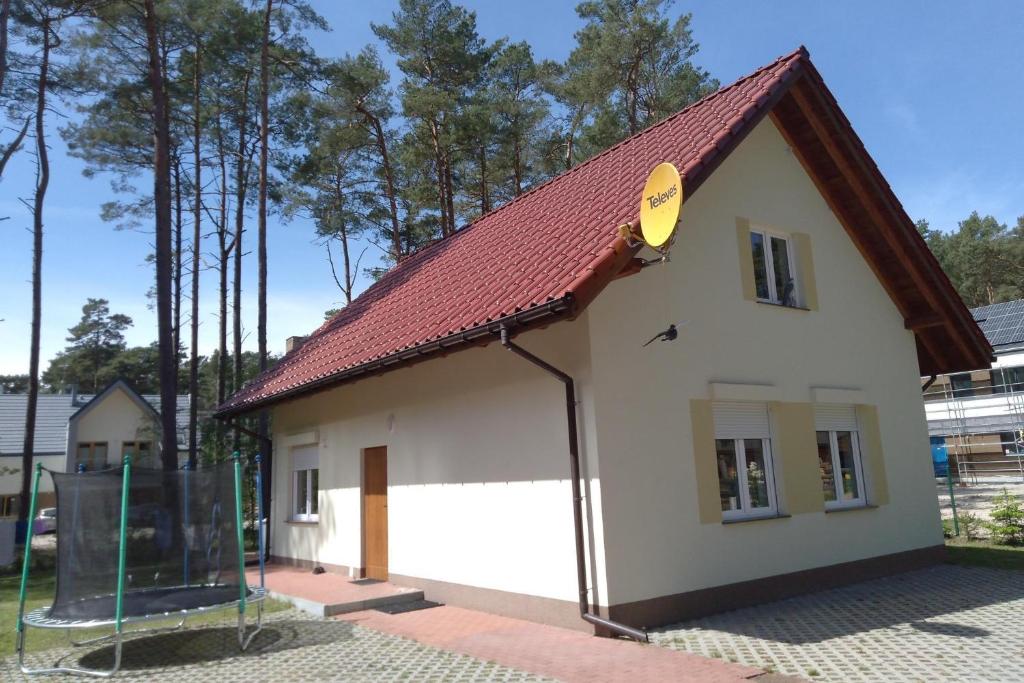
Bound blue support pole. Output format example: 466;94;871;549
231;452;246;614
114;456;133;634
255;454;265;588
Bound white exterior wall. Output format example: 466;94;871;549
270;317;609;608
586;118;941;605
0;455;64;499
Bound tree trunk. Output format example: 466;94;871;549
187;40;201;469
173;156;183;365
443;146;456;233
512;134;523;196
363;109;402;261
143;0;178;469
0;0;9;96
257;0;272;513
18;15;50;528
215;110;229;438
232;72;250;453
428;120;449;236
478;145;489;215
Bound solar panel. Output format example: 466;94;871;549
971;299;1024;349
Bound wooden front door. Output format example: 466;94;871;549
362;446;388;580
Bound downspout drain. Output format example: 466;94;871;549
499;325;648;643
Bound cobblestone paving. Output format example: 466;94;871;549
3;609;549;682
652;565;1024;683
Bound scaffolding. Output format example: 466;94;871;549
924;366;1024;485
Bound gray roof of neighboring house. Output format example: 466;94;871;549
0;389;191;457
971;299;1024;354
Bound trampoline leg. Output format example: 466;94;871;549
239;602;263;651
18;624;124;677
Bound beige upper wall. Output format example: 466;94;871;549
586;117;940;605
71;387;159;468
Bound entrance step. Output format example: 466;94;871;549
246;566;424;618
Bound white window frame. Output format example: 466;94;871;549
713;402;779;521
751;227;798;306
718;437;779;521
815;405;867;509
291;445;319;522
818;430;866;509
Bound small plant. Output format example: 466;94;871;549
959;511;984;541
985;489;1024;545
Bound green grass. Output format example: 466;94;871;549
946;538;1024;571
0;564;289;655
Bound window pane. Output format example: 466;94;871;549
750;232;770;300
950;373;973;398
817;432;836;501
94;444;108;469
295;470;308;516
835;432;860;500
310;469;319;515
1009;367;1024;392
743;439;771;509
770;236;793;305
715;439;740;512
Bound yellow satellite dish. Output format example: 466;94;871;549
639;163;683;248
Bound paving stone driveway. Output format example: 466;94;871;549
4;609;548;682
652;565;1024;683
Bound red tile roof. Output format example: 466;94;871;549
216;47;810;416
217;45;988;417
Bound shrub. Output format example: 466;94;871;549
986;489;1024;545
942;517;955;538
959;511;984;541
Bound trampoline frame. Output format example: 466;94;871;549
16;452;268;678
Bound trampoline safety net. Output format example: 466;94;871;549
50;461;248;621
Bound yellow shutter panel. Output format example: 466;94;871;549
690;399;723;524
735;218;757;301
769;402;825;515
855;404;889;505
791;232;819;310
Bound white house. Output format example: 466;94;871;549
217;47;992;633
0;380;191;514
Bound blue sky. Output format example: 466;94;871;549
1;0;1022;375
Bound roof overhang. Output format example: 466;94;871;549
767;67;993;377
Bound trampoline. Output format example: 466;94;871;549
16;453;267;677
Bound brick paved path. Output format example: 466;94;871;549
4;609;548;682
339;604;761;683
652;565;1024;683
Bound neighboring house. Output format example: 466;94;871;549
217;47;991;633
0;380;191;515
924;299;1024;481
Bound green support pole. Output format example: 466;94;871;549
115;456;132;633
232;452;246;614
947;469;960;536
16;463;43;641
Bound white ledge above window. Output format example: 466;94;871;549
811;387;867;404
281;430;319;448
709;382;779;402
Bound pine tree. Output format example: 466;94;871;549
372;0;493;236
550;0;717;166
